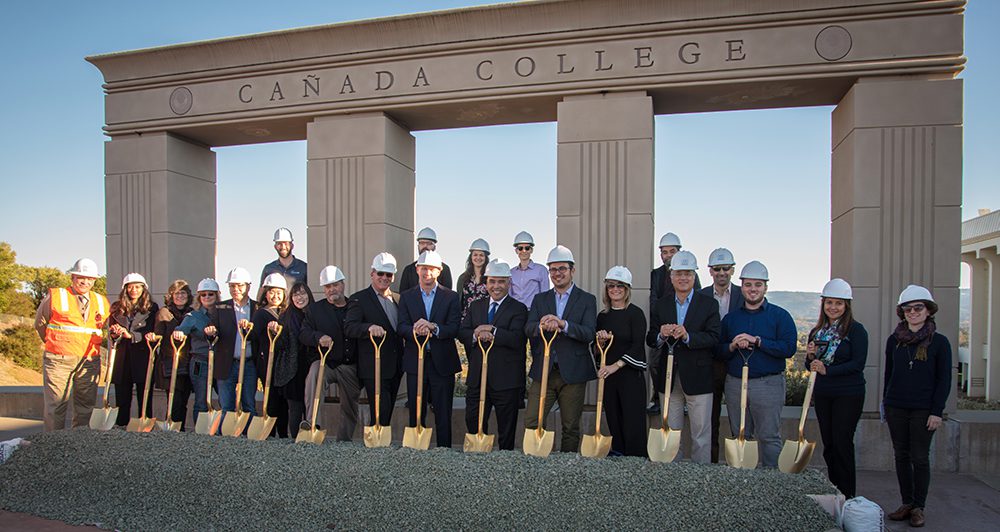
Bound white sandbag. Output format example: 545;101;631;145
0;437;26;464
841;496;885;532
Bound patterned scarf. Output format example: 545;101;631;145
893;317;936;361
813;322;843;365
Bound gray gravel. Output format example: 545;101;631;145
0;429;837;531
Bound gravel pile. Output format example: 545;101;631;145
0;429;836;531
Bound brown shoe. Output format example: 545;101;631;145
909;507;925;527
888;504;913;521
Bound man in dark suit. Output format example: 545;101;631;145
698;247;745;463
458;259;528;450
398;227;454;292
398;250;462;448
344;252;404;426
647;232;702;415
206;266;258;423
646;250;720;463
525;245;597;452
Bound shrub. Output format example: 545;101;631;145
0;324;44;370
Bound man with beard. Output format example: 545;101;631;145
399;227;454;292
260;227;307;293
717;260;797;468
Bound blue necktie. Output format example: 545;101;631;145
488;301;498;324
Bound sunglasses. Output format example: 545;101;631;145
375;271;394;278
711;266;732;273
606;282;627;289
198;293;215;298
516;245;533;252
902;304;926;314
549;266;570;274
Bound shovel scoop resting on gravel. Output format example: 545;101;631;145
647;339;681;463
779;371;817;473
296;343;332;444
725;349;759;469
194;338;221;436
523;328;558;458
580;334;613;458
402;331;432;450
126;336;161;433
221;322;254;437
363;332;392;448
155;335;187;432
463;338;495;453
247;324;283;441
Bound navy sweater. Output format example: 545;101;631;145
882;332;952;417
806;321;868;397
718;299;797;378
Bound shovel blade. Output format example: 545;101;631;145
647;428;682;463
246;416;277;441
778;439;816;474
724;437;759;469
88;407;118;431
402;426;433;450
194;410;222;436
221;411;251;437
363;425;392;448
295;422;327;444
155;420;182;432
580;433;613;459
126;417;156;433
522;428;555;457
463;432;495;453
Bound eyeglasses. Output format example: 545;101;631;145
516;245;533;252
198;293;215;298
375;271;394;278
549;266;570;274
902;304;926;314
606;282;627;290
711;266;732;273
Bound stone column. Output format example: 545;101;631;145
556;92;654;309
105;132;217;299
980;248;1000;401
961;252;989;398
306;113;415;295
831;77;962;413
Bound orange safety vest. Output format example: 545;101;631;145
44;287;109;359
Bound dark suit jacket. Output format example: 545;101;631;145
299;299;350;368
650;264;703;307
399;262;454;292
525;285;598;385
698;283;745;316
344;286;403;381
459;296;529;392
209;299;258;379
398;285;462;377
645;290;720;395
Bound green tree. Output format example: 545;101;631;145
23;266;70;308
0;242;21;314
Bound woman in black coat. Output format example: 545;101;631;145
805;278;868;499
108;273;158;427
274;281;314;438
153;280;194;430
249;273;290;438
882;285;952;528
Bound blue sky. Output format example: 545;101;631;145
1;1;996;291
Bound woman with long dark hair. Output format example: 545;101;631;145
273;281;314;438
457;238;490;321
883;285;952;528
153;280;194;430
108;273;159;427
805;278;868;499
249;273;290;437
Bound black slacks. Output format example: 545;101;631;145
407;370;456;448
814;393;864;498
114;352;154;426
465;386;521;451
886;406;937;509
604;369;648;457
709;360;727;463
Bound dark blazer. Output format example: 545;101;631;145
398;285;462;377
698;283;745;316
650;264;702;306
343;286;403;381
109;302;159;383
299;300;350;369
525;285;598;385
208;298;258;379
399;262;454;292
459;296;529;392
645;291;720;395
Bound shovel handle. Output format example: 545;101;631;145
139;335;161;420
661;352;674;426
475;339;493;435
413;331;429;428
102;339;120;407
594;334;613;431
534;328;558;436
797;371;817;440
164;334;186;422
234;323;252;416
539;326;558;350
205;337;217;411
309;344;332;428
267;323;284;344
260;323;283;415
369;332;384;426
738;364;750;441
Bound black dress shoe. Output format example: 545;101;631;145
887;504;913;521
909;507;925;527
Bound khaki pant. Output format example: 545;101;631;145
663;388;713;463
304;361;362;442
42;351;100;431
524;367;586;452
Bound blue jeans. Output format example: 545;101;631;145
725;372;785;468
189;357;211;416
217;358;257;419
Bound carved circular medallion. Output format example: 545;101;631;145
169;87;193;115
815;26;852;61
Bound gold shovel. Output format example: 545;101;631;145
155;335;187;432
363;332;393;448
194;337;222;435
296;343;332;444
221;321;254;437
403;331;433;450
779;371;818;473
648;339;681;462
248;324;283;441
463;338;495;453
725;349;759;469
581;334;614;458
126;336;161;432
89;339;120;431
523;327;558;457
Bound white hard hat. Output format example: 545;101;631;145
416;227;438;242
604;266;633;286
319;265;345;286
68;258;99;278
821;278;853;300
485;259;511;278
226;267;253;284
273;227;294;243
469;238;490;253
513;231;534;246
546;245;575;265
739;261;769;281
670;251;698;271
371;252;397;274
658;233;682;248
898;284;935;306
707;248;735;267
416;250;443;269
197;278;220;292
121;273;147;289
262;273;288;291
